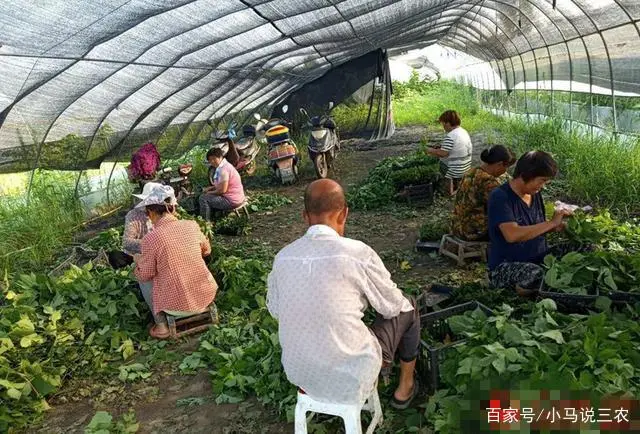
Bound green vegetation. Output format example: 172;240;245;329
3;77;640;433
180;243;296;416
565;211;640;252
425;300;640;433
543;251;640;295
495;120;640;214
543;212;640;295
0;263;146;431
0;172;88;275
0;170;133;276
85;410;139;433
419;218;449;242
347;152;439;210
393;79;501;132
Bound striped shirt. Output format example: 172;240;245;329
441;127;473;179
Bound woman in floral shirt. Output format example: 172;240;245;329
450;145;516;241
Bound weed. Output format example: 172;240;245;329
85;409;139;433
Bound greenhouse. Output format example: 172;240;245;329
1;1;640;432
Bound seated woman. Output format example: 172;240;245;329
487;151;571;292
122;182;163;258
134;186;218;339
426;110;473;196
451;145;516;241
199;148;246;221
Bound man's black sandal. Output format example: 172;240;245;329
390;378;419;410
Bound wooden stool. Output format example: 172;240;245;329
438;234;488;266
166;303;219;339
231;201;250;218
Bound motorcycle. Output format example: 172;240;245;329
157;164;194;202
258;105;300;185
210;121;260;175
299;101;340;179
250;113;269;145
135;163;196;212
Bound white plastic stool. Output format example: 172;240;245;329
294;383;383;434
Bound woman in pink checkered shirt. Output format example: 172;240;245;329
134;187;218;339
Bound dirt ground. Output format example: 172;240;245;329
30;127;489;434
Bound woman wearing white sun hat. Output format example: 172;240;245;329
122;183;178;323
133;185;217;339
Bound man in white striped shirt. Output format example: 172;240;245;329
427;110;473;196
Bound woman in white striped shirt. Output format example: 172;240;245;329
426;110;473;196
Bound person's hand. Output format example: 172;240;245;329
551;209;572;228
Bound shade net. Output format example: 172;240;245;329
1;0;639;176
274;49;394;141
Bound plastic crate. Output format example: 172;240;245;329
538;290;602;313
402;182;434;206
416;285;454;315
418;301;493;393
538;285;632;313
608;291;640;303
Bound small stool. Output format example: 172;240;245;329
294;383;383;434
165;303;219;339
438;234;488;266
231;201;250;218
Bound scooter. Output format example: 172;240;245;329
259;105;300;185
157;164;194;202
249;113;269;145
299;101;340;179
210;122;260;175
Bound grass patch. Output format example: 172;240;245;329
0;172;85;274
0;171;129;275
335;78;640;215
491;119;640;215
393;81;503;133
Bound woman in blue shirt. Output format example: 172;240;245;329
487;151;572;292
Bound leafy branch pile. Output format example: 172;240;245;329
564;211;640;252
181;243;296;418
0;264;146;431
247;192;293;212
426;300;640;433
544;251;640;295
543;212;640;295
347;153;440;210
84;227;123;252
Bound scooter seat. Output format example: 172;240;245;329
242;125;256;137
235;137;253;151
323;118;336;129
